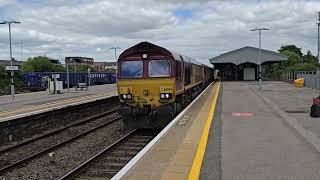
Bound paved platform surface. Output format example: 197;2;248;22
220;81;320;180
250;81;320;145
120;83;220;180
0;84;117;122
118;81;320;180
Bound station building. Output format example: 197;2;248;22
210;46;287;81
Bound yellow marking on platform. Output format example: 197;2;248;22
188;81;221;180
0;92;117;117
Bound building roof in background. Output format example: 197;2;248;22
210;46;288;65
105;62;117;66
93;62;116;66
0;60;24;66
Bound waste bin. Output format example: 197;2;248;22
311;98;320;117
294;78;304;87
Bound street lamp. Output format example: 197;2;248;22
110;46;121;61
0;20;21;102
250;27;269;91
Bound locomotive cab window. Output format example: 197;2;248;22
121;60;143;78
148;60;171;77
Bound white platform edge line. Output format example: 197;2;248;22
111;82;215;180
0;93;118;123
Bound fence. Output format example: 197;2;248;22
266;71;320;90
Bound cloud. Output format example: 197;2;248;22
0;0;319;65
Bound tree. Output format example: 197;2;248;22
76;65;96;72
302;50;318;65
280;50;302;67
286;63;317;72
0;65;10;93
22;56;66;72
278;45;303;57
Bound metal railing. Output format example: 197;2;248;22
265;71;320;90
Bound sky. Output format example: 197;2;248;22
0;0;319;66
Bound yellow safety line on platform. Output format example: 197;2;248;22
188;81;221;180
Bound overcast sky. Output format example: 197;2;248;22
0;0;319;66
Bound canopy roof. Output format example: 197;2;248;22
210;46;287;65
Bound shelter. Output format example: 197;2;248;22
210;46;287;80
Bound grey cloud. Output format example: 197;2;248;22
0;0;319;62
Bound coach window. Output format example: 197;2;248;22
121;61;143;78
148;60;171;77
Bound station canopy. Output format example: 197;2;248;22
209;46;287;65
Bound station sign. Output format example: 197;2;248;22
5;66;18;71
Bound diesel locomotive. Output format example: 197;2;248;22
117;42;214;128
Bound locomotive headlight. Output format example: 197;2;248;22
160;93;171;99
126;94;132;100
122;94;127;99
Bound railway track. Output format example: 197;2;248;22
59;129;159;180
0;108;121;175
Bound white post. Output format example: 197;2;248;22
67;65;70;93
9;23;15;102
258;29;262;91
88;68;91;89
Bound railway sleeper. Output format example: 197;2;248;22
91;162;124;168
103;156;132;162
109;150;138;156
120;142;147;146
128;138;152;143
117;146;143;150
79;170;115;178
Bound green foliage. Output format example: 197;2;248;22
0;65;24;94
70;65;96;72
268;45;319;74
279;45;303;57
286;63;318;72
302;51;318;65
0;65;10;93
22;56;66;72
280;50;302;67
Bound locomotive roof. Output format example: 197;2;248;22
119;41;203;66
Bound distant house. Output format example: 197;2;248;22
92;61;117;72
93;62;107;72
65;57;94;72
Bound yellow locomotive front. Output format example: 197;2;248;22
117;53;177;128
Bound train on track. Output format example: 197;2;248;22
23;72;116;91
117;42;214;128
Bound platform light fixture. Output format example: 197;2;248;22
250;27;270;91
317;11;320;94
0;20;21;102
142;54;148;59
110;46;121;61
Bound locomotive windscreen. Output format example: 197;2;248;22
148;60;171;77
121;60;143;78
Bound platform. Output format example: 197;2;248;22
0;84;117;122
114;81;320;180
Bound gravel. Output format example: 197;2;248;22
0;115;131;179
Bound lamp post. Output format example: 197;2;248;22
317;11;320;94
0;20;21;102
250;27;269;91
110;46;121;61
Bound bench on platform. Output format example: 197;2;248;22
75;83;88;91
